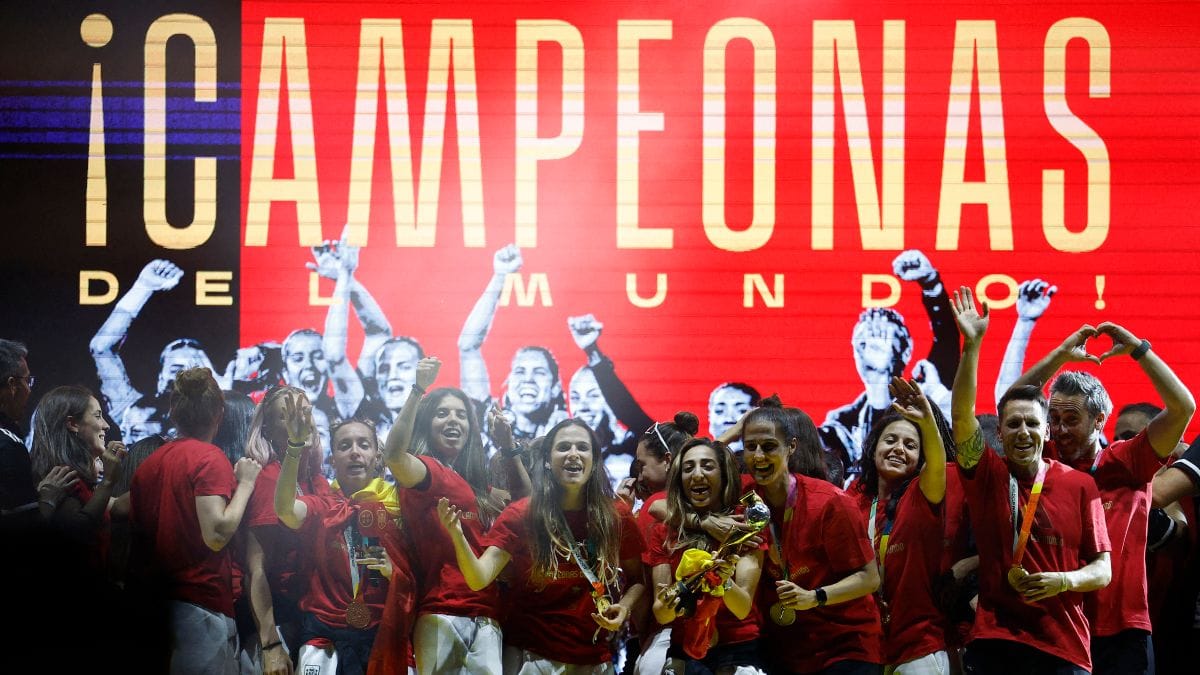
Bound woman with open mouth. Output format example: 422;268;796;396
644;437;767;675
851;378;953;674
275;402;411;675
438;418;646;674
743;397;884;674
383;356;514;674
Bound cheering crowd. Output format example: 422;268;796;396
3;246;1200;675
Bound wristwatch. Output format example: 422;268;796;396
814;587;828;607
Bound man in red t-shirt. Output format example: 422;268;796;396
1009;322;1194;675
949;287;1113;674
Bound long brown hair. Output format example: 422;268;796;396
529;418;620;587
30;385;100;484
664;438;741;552
411;387;502;525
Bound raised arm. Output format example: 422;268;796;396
1008;324;1100;393
894;250;958;385
274;392;314;530
88;260;183;418
890;377;946;504
382;357;440;487
308;227;394;375
436;497;511;590
196;456;262;551
1095;323;1196;458
320;238;366;419
569;314;654;434
488;408;531;499
949;286;989;470
458;245;522;403
994;279;1056;402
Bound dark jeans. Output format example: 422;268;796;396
964;639;1089;675
1092;629;1153;675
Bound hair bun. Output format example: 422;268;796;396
674;411;700;436
759;394;783;409
174;367;213;398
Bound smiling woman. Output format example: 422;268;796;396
438;418;646;673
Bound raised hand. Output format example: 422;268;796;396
487;406;514;452
336;224;360;274
567;314;603;351
281;391;314;445
99;440;128;485
307;240;341;279
889;377;934;425
493;244;523;276
1095;322;1142;362
891;249;938;284
1016;279;1056;321
415;357;441;392
1055;324;1102;365
951;286;990;344
37;466;80;506
135;259;184;292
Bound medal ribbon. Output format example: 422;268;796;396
1008;461;1049;567
867;497;894;585
766;476;799;581
566;536;609;610
344;514;364;600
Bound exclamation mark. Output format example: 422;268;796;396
82;14;112;247
1095;275;1106;310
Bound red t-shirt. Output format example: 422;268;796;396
129;438;236;616
645;518;765;656
296;492;405;630
636;491;667;566
855;477;949;665
1048;432;1163;636
755;474;883;672
959;449;1110;671
482;497;644;665
400;455;499;619
65;480;111;571
245;461;323;602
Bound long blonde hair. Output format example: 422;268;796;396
244;385;322;480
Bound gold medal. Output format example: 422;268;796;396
345;598;371;629
769;601;796;626
594;595;611;614
1007;565;1028;591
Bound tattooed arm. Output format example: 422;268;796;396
950;286;989;471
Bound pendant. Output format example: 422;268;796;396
769;601;796;626
879;599;891;625
1007;565;1028;591
345;598;371;629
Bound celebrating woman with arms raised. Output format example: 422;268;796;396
853;378;954;674
438;418;645;674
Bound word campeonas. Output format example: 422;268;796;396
242;16;1110;253
79;13;1112;254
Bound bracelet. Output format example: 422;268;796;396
262;640;283;651
1130;339;1152;361
412;384;426;396
1060;573;1070;594
39;499;58;509
287;438;307;448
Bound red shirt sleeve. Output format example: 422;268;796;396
192;447;234;499
1080;474;1112;558
821;491;874;574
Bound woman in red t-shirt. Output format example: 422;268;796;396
439;418;646;674
743;397;884;675
129;367;262;675
275;397;410;675
29;385;127;565
647;437;767;675
241;384;325;675
383;356;517;674
851;378;951;674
